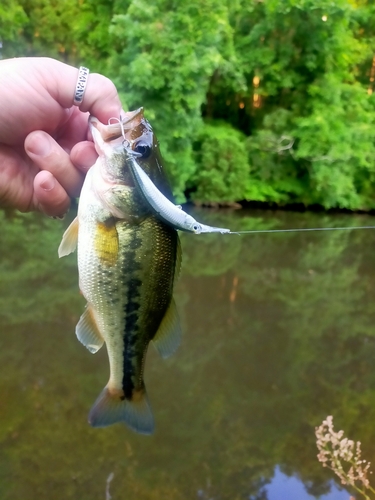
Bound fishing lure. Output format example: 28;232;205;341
125;146;230;234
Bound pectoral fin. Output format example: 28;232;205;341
152;299;182;359
58;217;79;257
76;304;104;353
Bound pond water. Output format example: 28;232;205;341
1;207;375;500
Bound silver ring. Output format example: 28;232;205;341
73;66;90;106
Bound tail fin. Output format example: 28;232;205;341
88;386;154;435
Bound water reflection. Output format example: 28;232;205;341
1;208;375;499
265;467;348;500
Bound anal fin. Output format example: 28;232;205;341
76;304;104;353
152;298;182;359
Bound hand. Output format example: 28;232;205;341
0;57;122;216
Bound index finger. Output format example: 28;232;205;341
79;72;122;124
43;59;122;124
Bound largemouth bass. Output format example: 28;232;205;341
58;108;181;434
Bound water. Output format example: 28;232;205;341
1;207;375;499
265;468;348;500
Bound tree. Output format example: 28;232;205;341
190;122;249;203
0;0;28;57
108;0;235;201
2;0;375;208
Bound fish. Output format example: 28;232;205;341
58;108;182;434
125;148;231;234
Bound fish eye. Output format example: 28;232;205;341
193;224;201;234
133;141;152;158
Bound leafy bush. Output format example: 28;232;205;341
293;77;375;209
190;122;249;203
245;109;306;204
3;0;375;209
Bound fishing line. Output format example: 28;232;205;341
108;116;126;140
108;116;142;155
228;225;375;235
101;124;375;238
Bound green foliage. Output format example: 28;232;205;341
2;0;375;208
245;109;307;204
0;0;28;56
70;0;116;72
3;0;77;60
108;0;234;200
206;0;375;208
190;122;248;203
293;77;375;209
1;0;115;69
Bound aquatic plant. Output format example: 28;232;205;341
316;416;375;499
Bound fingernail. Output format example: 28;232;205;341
27;133;51;157
40;177;55;192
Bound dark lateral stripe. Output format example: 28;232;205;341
122;232;143;399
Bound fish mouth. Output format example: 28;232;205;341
89;108;145;143
89;107;155;166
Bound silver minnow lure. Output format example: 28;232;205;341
125;148;230;234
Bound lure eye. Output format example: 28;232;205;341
193;224;201;234
133;141;152;158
